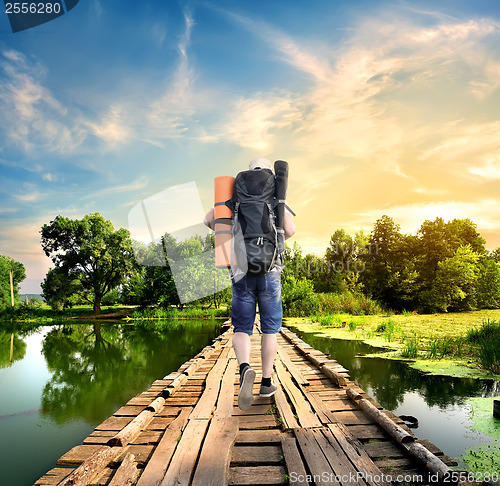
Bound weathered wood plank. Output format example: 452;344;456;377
237;414;277;430
231;444;282;465
281;437;309;486
229;465;287;485
189;347;230;420
293;428;339;485
274;359;322;428
213;357;237;418
276;346;310;386
34;468;75;486
326;423;392;486
135;407;192;486
159;418;210;486
273;370;300;430
235;429;283;444
312;427;367;485
108;452;140;486
191;416;239;486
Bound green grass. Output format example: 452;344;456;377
286;309;500;378
465;320;500;373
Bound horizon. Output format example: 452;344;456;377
1;0;500;293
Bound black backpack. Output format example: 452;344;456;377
231;169;284;276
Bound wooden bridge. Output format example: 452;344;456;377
35;321;468;486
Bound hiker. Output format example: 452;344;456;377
204;157;295;410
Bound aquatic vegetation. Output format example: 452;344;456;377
466;320;500;373
401;334;420;359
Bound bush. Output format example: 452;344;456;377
317;292;383;315
282;275;320;317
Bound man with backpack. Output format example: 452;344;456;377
204;157;295;410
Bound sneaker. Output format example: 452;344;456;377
259;383;277;398
238;366;256;410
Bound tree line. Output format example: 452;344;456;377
2;212;499;315
285;215;500;313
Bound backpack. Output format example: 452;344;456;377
231;169;284;276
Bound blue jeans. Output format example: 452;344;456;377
231;272;283;335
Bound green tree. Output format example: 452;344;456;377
40;213;136;314
0;255;26;308
361;215;419;310
41;267;85;312
475;257;500;309
423;245;480;312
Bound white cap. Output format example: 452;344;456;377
249;157;272;170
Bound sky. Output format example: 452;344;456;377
1;0;500;293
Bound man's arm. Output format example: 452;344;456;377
204;207;215;230
284;211;295;240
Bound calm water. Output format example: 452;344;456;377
287;326;500;472
0;320;222;486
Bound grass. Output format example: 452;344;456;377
286;309;500;378
129;306;229;320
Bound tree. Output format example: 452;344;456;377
41;267;85;312
0;255;26;308
361;215;419;310
421;245;480;312
40;213;136;314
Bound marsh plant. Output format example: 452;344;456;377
466;320;500;373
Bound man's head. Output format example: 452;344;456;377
249;157;272;171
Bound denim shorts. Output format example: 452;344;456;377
231;271;283;335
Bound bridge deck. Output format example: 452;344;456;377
35;322;462;486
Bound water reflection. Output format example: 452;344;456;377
40;320;221;424
291;330;500;410
0;319;222;486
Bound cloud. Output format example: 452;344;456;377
0;50;88;156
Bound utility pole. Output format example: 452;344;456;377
10;267;15;306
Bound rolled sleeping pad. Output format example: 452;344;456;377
214;176;235;268
274;160;289;231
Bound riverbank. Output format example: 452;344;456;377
284;309;500;380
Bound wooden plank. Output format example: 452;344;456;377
34;468;75;486
281;437;310;486
113;405;146;416
135;407;192;486
83;431;116;445
159;418;210;486
131;430;162;445
189;347;230;420
235;429;283;444
229;465;287;485
273;370;299;430
230;445;282;465
95;415;133;431
312;428;367;486
191;416;239;486
347;425;388;441
146;417;175;430
108;452;140;486
274;359;321;428
326;423;392;486
108;409;157;447
364;441;406;459
293;428;339;485
237;414;277;430
276;346;310;386
57;446;124;485
213;357;237;417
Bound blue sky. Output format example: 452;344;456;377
1;0;500;292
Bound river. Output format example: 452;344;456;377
0;320;222;486
287;325;500;475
